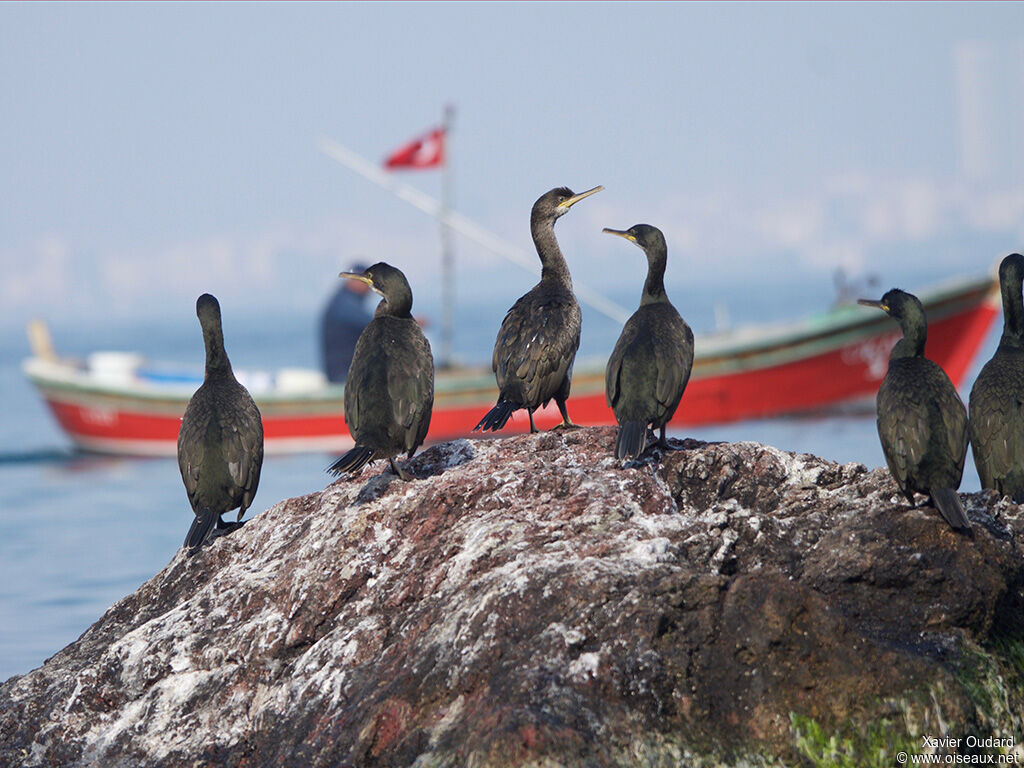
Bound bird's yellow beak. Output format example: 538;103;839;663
602;227;636;242
558;185;603;209
339;272;373;286
857;298;890;313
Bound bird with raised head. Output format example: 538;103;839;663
474;185;602;434
858;288;970;533
328;262;434;481
177;294;264;556
603;224;694;460
969;253;1024;501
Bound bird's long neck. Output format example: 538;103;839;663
640;246;668;305
890;312;927;360
375;293;413;319
531;214;572;286
999;268;1024;349
203;322;233;379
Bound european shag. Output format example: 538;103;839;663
177;294;264;556
969;253;1024;501
474;185;602;433
603;224;694;460
328;263;434;480
858;289;971;532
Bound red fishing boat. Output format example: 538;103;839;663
23;274;998;457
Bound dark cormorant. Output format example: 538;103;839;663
858;289;970;532
328;262;434;480
603;224;694;460
474;185;602;433
969;253;1024;501
177;294;264;556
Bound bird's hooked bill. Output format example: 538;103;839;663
857;298;889;312
339;272;373;286
602;227;636;242
558;185;604;209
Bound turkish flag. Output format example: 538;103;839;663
383;128;445;170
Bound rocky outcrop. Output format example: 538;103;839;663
2;427;1023;767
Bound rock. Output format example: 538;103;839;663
2;427;1023;767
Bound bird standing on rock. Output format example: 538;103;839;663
969;253;1024;501
858;289;970;533
329;262;434;481
603;224;694;460
474;185;602;434
177;294;264;556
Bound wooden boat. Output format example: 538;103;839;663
23;274;998;457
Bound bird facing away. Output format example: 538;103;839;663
969;253;1024;501
603;224;694;460
328;262;434;481
474;185;602;433
177;294;264;556
857;289;970;533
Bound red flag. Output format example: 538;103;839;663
383;127;445;170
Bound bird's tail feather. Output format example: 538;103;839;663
932;487;971;534
328;445;375;477
185;508;217;556
615;421;647;460
474;401;516;432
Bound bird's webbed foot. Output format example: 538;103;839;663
551;400;579;431
389;457;411;481
211;519;245;539
654;425;678;451
550;420;580;431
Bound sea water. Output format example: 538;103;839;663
0;302;998;682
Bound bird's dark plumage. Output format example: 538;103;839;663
858;289;970;532
603;224;694;460
475;185;602;433
969;253;1024;501
177;294;264;556
328;263;434;481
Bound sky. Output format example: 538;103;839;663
3;2;1024;352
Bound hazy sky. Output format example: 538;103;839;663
3;2;1024;338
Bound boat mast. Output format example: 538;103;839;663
439;105;455;369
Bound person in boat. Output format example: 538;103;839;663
857;289;970;533
321;261;374;383
177;294;264;555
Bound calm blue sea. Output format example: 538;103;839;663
0;289;999;681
